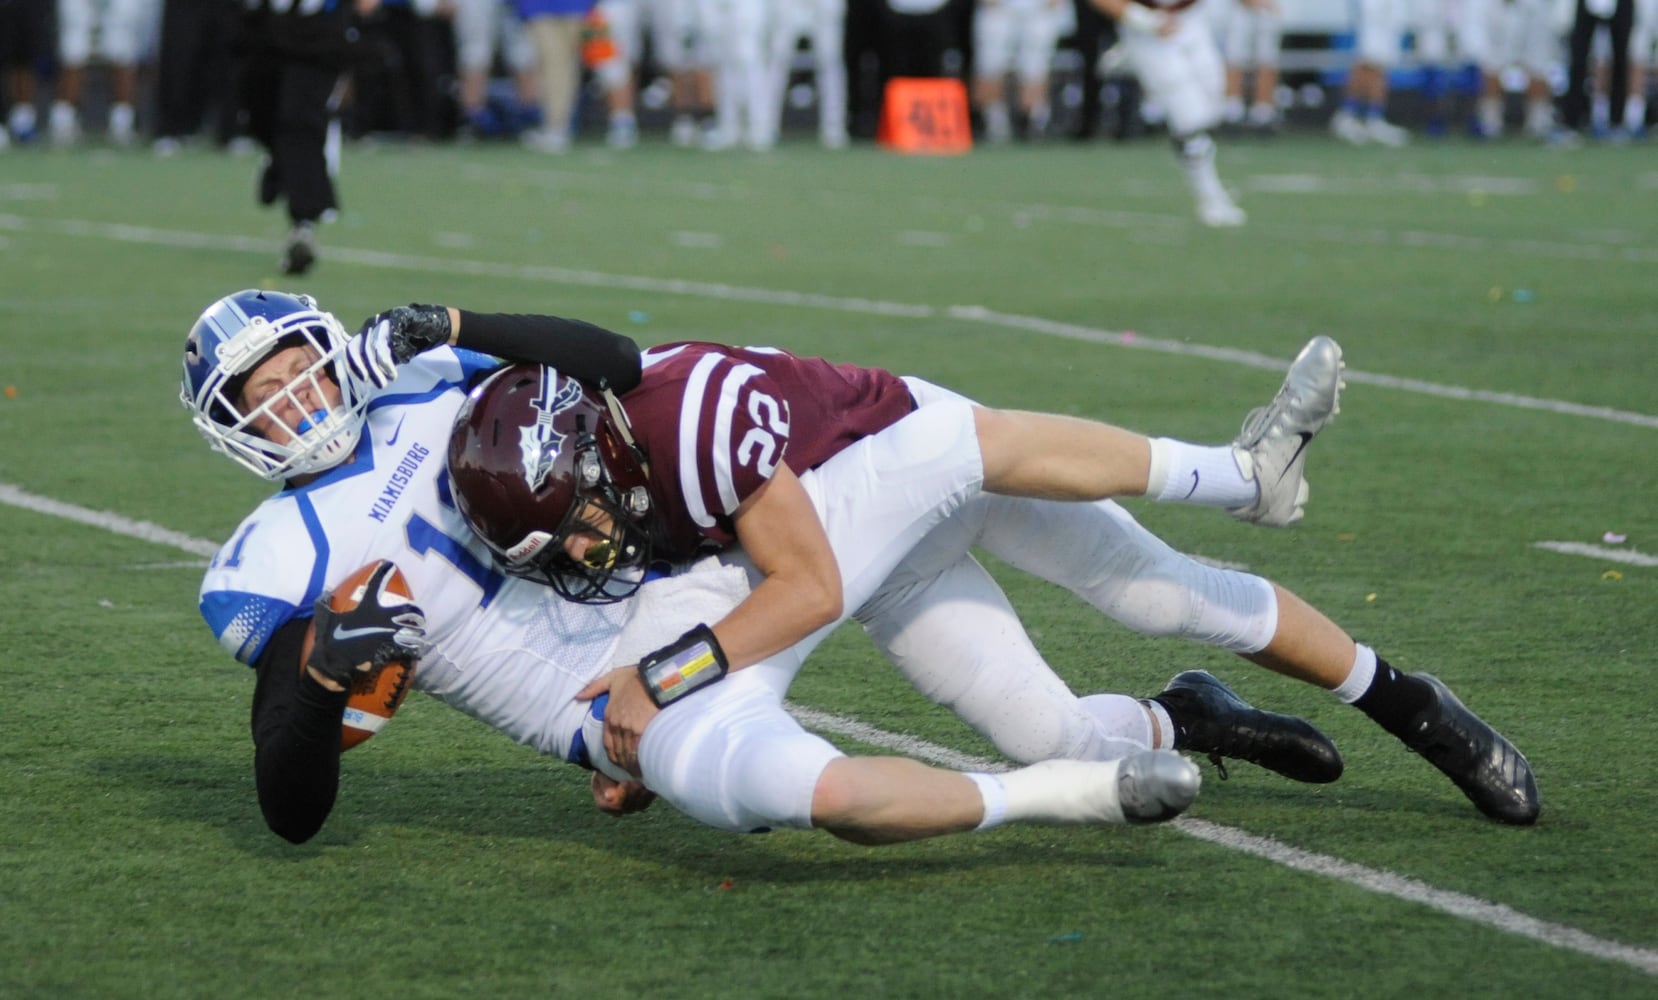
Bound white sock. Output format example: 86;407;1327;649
1330;643;1378;704
1175;132;1224;200
1525;100;1553;134
1146;437;1256;507
967;772;1009;830
997;759;1124;825
985;102;1011;140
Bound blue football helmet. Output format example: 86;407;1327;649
180;289;372;481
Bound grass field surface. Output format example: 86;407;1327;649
2;133;1655;998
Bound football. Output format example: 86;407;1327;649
300;560;418;751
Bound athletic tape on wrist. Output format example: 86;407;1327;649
637;624;729;708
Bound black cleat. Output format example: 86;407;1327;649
281;227;317;276
1156;670;1344;783
1400;674;1539;825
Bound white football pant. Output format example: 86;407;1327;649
696;0;771;146
973;0;1068;85
635;399;986;832
58;0;160;65
768;0;848;140
857;378;1278;766
1118;3;1226;135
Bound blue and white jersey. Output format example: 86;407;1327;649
199;347;628;761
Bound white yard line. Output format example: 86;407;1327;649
5;214;1655;430
1534;541;1658;568
0;482;220;557
791;705;1658;977
5;479;1655;977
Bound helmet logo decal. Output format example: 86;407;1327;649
519;369;584;490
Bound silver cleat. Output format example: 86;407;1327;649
1116;750;1202;825
1229;336;1345;527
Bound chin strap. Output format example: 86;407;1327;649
599;382;650;480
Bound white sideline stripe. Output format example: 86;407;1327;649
5;214;1656;430
1172;819;1658;976
0;483;220;557
0;216;935;319
10;213;1658;431
791;704;1658;978
786;705;1008;773
4;480;1655;978
943;307;1658;431
1534;541;1658;568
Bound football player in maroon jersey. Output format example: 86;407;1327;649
362;302;1538;827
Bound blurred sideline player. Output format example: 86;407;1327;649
768;0;851;148
972;0;1069;142
452;0;542;138
1591;0;1654;135
1562;0;1634;139
52;0;161;145
1629;0;1655;134
1088;0;1252;226
1412;0;1491;137
182;289;1216;844
1;0;55;146
1329;0;1411;146
1478;0;1559;139
590;0;641;147
1218;0;1283;133
699;0;772;148
649;0;717;145
515;0;588;153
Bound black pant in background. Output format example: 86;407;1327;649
1562;0;1634;131
154;0;240;142
241;49;339;224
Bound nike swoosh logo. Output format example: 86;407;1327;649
333;624;393;642
1278;432;1314;482
1181;470;1200;500
385;414;407;447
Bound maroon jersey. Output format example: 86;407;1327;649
621;342;916;560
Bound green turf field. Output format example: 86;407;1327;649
2;133;1655;999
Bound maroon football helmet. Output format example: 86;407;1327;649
448;363;655;603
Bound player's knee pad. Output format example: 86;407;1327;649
1108;558;1276;653
859;552;1099;764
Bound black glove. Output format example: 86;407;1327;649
344;304;453;389
306;563;427;686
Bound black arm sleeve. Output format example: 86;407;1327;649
249;618;350;844
453;311;642;393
